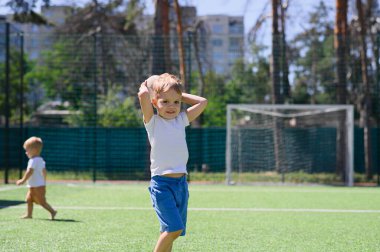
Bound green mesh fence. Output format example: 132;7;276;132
0;18;379;184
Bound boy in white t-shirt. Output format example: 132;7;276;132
138;73;207;252
16;136;57;220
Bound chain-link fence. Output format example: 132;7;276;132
1;19;379;184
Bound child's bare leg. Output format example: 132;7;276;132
154;230;182;252
40;201;57;220
21;195;33;218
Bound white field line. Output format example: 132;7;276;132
1;205;380;213
188;188;380;194
0;187;22;192
65;184;380;194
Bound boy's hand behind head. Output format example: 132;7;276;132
146;75;159;90
139;81;149;92
145;75;159;101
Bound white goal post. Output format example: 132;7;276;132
226;104;354;186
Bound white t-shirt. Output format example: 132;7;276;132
27;156;46;188
145;112;190;177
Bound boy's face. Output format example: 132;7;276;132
153;88;182;120
24;146;39;158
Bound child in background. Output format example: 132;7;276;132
16;136;57;220
138;73;207;252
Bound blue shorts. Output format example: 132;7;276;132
148;175;189;236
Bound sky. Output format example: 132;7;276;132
0;0;335;40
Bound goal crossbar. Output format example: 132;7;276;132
233;106;346;119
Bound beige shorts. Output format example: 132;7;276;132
26;186;46;204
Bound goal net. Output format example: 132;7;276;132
226;104;354;186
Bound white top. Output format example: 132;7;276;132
145;112;190;177
27;156;46;188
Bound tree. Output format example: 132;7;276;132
152;0;171;74
334;0;348;180
356;0;372;179
291;1;335;104
97;89;142;127
25;0;146;126
271;0;282;104
0;49;32;124
201;72;227;127
335;0;348;104
173;0;186;90
271;0;284;174
280;0;290;100
225;43;271;104
6;0;50;24
55;0;142;94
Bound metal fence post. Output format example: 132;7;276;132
377;31;380;186
186;32;192;92
4;21;10;184
19;31;24;179
92;32;98;183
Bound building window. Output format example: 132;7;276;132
211;24;223;34
229;21;243;34
229;37;242;50
211;38;223;47
212;51;224;63
214;65;224;74
228;51;242;62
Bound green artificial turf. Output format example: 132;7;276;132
1;183;379;251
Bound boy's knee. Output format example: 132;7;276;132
38;199;47;205
169;230;183;239
26;195;33;203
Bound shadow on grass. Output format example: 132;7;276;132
0;200;25;209
40;218;80;223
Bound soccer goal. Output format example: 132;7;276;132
226;104;354;186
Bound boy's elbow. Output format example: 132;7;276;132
201;98;208;107
137;91;144;98
138;91;149;100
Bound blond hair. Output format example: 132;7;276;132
152;73;183;98
23;136;43;154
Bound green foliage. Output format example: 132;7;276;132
290;1;335;104
6;0;50;24
0;49;33;124
63;88;142;128
25;41;88;108
200;72;227;127
198;55;271;127
98;89;143;127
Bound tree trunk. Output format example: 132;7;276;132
356;0;373;180
335;0;348;104
272;0;283;175
162;0;171;73
152;0;168;74
311;47;317;104
191;21;206;127
271;0;282;104
334;0;348;180
173;0;186;91
280;1;290;101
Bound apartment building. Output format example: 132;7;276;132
197;15;244;74
3;4;244;75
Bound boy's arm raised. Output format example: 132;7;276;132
138;81;154;123
182;93;208;122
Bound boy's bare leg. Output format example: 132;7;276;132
40;201;57;220
154;230;182;252
21;196;33;219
